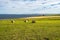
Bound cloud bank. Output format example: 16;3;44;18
0;0;60;14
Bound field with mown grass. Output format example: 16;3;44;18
0;16;60;40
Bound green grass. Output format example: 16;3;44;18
0;17;60;40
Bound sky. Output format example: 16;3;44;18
0;0;60;14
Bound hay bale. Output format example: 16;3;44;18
44;37;49;40
32;20;36;23
11;20;15;23
24;19;29;23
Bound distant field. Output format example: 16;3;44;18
0;16;60;40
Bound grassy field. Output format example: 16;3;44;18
0;16;60;40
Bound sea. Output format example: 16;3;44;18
0;14;41;19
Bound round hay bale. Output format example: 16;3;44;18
44;37;49;40
24;19;29;23
32;20;36;23
11;20;15;23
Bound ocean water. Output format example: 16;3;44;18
0;14;41;19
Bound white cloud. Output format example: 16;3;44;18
0;0;60;14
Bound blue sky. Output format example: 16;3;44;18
0;0;60;14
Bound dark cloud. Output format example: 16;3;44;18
43;7;46;8
51;4;55;6
57;3;60;5
42;2;47;4
11;0;36;1
5;2;8;4
10;0;20;1
29;0;36;1
50;4;57;6
0;5;3;7
12;6;15;8
44;0;47;1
